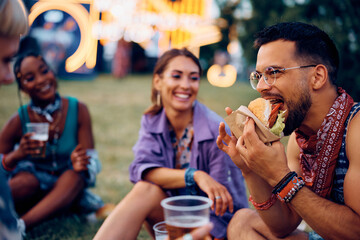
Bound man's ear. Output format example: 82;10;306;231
153;74;162;91
311;64;328;90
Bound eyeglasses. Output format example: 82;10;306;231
249;65;316;90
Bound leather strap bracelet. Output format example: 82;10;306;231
274;175;305;203
272;171;298;194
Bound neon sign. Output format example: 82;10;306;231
29;0;221;72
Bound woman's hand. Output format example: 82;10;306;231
193;170;233;216
16;132;45;159
71;144;90;172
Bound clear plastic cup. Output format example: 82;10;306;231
161;195;212;240
26;122;49;158
153;221;168;240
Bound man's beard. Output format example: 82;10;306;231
283;88;312;136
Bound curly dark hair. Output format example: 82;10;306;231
13;51;50;90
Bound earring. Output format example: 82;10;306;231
157;92;161;106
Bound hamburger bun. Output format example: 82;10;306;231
248;98;271;127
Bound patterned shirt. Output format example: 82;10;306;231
169;123;194;169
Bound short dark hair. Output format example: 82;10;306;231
254;22;339;84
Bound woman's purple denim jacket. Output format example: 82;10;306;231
129;101;248;238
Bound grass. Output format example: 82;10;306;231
0;74;261;239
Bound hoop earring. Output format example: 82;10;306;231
157;92;161;106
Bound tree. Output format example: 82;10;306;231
237;0;360;101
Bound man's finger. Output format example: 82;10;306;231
186;222;214;240
225;107;233;116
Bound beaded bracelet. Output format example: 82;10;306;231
275;176;305;203
249;194;277;210
1;154;15;172
185;167;198;195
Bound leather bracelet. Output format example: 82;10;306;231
185;167;198;195
272;171;297;194
249;194;277;210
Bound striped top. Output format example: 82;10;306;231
310;103;360;240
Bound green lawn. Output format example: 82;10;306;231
0;74;261;239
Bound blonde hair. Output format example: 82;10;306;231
0;0;28;37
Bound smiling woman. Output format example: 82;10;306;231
93;48;248;240
0;51;106;231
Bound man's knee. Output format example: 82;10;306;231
228;208;257;239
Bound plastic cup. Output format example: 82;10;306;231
86;149;101;173
26;122;49;158
153;221;168;240
161;196;212;240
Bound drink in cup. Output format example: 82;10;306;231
161;195;212;240
153;221;168;240
26;122;49;158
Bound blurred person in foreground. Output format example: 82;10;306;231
217;22;360;239
0;51;109;231
0;0;28;238
94;48;248;240
170;222;214;240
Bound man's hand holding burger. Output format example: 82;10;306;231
217;98;291;187
237;116;290;187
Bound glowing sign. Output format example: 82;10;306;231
29;0;99;72
29;0;221;72
94;0;221;55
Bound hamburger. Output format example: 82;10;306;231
247;98;286;137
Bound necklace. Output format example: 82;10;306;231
31;101;63;141
30;93;61;122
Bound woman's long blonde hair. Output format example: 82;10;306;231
144;48;202;116
0;0;28;37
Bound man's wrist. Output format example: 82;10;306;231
268;169;292;187
272;172;305;203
